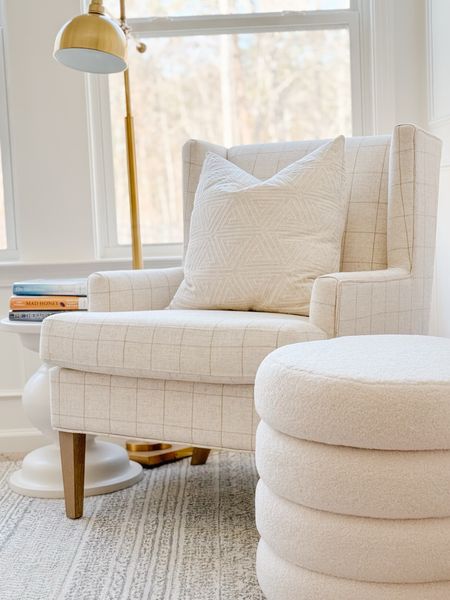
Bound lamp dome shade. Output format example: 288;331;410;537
54;13;127;74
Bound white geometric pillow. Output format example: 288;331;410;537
170;136;346;316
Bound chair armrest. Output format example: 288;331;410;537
309;268;412;337
88;267;184;312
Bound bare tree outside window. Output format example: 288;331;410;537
105;0;352;246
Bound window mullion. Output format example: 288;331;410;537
130;10;359;38
86;73;120;257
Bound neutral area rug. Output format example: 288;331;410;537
0;451;264;600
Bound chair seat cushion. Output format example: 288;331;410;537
255;335;450;450
40;309;326;384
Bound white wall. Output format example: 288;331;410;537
0;0;435;451
427;0;450;336
392;0;428;129
0;0;91;450
4;0;95;264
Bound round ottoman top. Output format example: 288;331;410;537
255;335;450;450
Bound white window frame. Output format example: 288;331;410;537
88;0;387;261
0;3;17;260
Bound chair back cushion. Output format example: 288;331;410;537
183;135;391;272
173;138;347;315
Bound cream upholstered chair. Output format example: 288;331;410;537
40;124;441;518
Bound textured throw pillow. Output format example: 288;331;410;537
170;136;346;316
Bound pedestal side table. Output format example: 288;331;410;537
0;317;143;498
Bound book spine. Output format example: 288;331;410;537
9;296;88;310
9;311;63;322
12;283;87;296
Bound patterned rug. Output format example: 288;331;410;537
0;452;264;600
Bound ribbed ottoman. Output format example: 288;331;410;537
254;335;450;600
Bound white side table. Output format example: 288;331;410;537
0;317;143;498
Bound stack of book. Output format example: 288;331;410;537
9;278;88;322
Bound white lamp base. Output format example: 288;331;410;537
9;437;143;498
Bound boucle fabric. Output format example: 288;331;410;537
171;137;346;316
256;481;450;583
256;421;450;519
255;333;450;599
257;541;450;600
40;309;325;385
255;335;450;450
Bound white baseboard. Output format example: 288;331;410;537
0;389;23;398
0;390;44;453
0;390;127;454
0;427;44;453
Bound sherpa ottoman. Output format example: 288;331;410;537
254;335;450;600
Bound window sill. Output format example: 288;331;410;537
0;256;183;288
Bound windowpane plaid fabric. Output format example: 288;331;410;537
183;134;391;273
50;368;258;451
41;310;326;384
43;125;441;451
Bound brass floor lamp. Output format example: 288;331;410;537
54;0;195;467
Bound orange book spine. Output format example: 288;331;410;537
9;296;88;310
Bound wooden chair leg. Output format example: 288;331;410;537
59;431;86;519
191;447;211;466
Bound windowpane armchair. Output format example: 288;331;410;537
40;124;441;517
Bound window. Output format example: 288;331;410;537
0;6;16;258
92;0;368;258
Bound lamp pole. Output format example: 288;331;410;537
54;0;196;467
55;0;144;269
120;0;143;269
